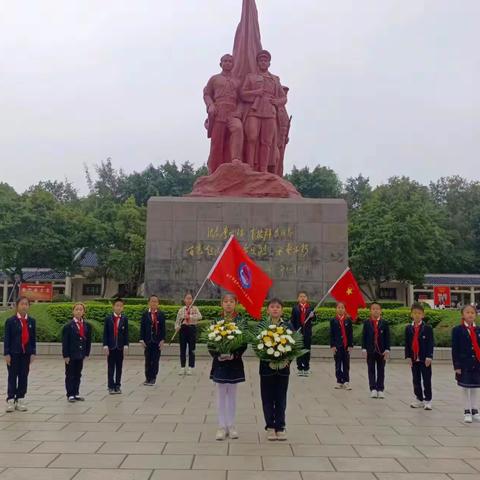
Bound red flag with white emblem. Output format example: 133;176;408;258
208;235;272;319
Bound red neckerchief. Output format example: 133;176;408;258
17;313;29;353
371;317;380;352
185;306;191;325
464;322;480;362
113;314;121;339
74;318;85;338
150;309;158;334
299;303;310;325
336;314;348;348
412;321;422;361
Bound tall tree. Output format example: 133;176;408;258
344;174;372;211
429;176;480;272
349;177;450;299
286;165;342;198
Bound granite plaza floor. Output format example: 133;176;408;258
0;357;479;480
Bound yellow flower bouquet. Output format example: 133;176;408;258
254;319;307;370
202;318;249;356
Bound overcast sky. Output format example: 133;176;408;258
1;0;479;194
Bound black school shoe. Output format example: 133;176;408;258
115;387;122;394
108;388;115;395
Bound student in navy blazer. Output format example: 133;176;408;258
362;302;390;398
259;298;292;441
452;305;480;423
290;292;316;376
330;302;354;389
405;303;434;409
103;298;129;394
62;303;92;402
140;295;166;386
4;297;36;412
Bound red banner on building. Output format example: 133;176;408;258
434;286;451;307
20;283;53;302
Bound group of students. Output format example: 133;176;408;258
3;292;480;434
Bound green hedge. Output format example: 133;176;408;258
91;298;407;309
0;302;454;346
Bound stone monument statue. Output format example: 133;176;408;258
203;54;244;174
202;0;291;178
192;0;299;198
241;50;286;173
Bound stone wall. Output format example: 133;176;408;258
145;197;348;301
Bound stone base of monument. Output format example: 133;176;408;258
145;196;348;301
189;160;301;198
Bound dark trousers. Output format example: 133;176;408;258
107;348;124;389
367;352;385;392
7;353;31;401
412;361;432;401
179;325;196;368
260;374;289;432
297;331;312;371
334;348;350;384
144;343;161;382
65;359;84;397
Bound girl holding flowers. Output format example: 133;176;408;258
255;298;306;441
207;294;248;441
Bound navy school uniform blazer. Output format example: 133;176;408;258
290;304;316;337
404;322;434;362
329;317;354;350
452;324;480;372
3;315;37;356
362;319;391;354
62;320;92;360
103;313;129;350
140;310;166;345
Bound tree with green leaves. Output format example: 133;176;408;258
0;188;84;284
344;174;372;211
349;177;451;299
285;165;342;198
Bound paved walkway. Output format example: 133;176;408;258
0;358;479;479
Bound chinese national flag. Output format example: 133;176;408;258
209;236;273;319
329;268;366;321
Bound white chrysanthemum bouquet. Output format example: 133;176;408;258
253;319;307;370
202;318;249;356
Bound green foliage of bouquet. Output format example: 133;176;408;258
253;319;307;370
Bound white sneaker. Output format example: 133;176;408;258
266;428;277;441
15;399;28;412
464;411;473;423
228;426;239;439
178;367;185;376
424;402;432;411
370;390;378;399
276;430;287;441
334;383;344;389
186;367;193;376
410;399;424;409
378;391;385;399
5;399;15;413
344;382;352;390
472;409;480;421
215;428;227;441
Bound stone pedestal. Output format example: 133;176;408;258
145;197;348;301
